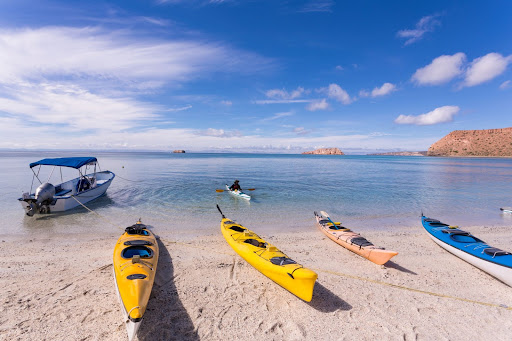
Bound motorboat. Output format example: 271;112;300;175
19;157;115;216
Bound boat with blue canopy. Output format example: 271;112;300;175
19;157;115;216
421;215;512;287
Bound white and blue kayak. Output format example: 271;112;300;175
500;207;512;213
225;185;251;200
422;215;512;287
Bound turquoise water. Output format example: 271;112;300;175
2;151;512;236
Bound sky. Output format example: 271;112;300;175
0;0;511;153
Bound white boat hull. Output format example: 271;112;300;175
225;185;251;200
428;234;512;287
114;268;142;341
19;171;115;213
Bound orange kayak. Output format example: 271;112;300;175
314;211;398;265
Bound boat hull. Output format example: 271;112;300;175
19;171;115;213
422;216;512;287
113;222;159;340
315;212;397;265
225;185;251;200
221;217;317;301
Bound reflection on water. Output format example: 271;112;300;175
1;151;512;235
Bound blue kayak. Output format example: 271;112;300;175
421;215;512;287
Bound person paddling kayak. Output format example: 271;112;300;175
229;180;242;191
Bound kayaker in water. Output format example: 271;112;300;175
230;180;241;191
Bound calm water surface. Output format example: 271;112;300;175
2;151;512;236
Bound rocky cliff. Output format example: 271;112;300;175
428;127;512;157
302;148;344;155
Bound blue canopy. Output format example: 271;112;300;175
30;157;97;169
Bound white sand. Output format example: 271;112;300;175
2;223;512;340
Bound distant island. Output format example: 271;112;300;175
368;151;427;156
428;127;512;157
302;148;344;155
173;150;186;153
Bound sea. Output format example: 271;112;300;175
2;151;512;237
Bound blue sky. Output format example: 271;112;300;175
0;0;510;153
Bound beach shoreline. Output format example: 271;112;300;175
2;223;512;340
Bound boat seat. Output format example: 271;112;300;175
350;237;374;248
244;239;266;248
270;257;297;266
483;248;511;257
441;229;470;236
229;225;246;232
122;246;153;259
424;218;441;223
54;189;71;196
124;240;153;246
127;274;147;280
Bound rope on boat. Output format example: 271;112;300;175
70;195;124;230
114;174;139;182
315;268;512;311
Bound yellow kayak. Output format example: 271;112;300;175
217;205;317;301
113;220;159;341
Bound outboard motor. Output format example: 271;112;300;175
35;182;56;204
25;183;55;216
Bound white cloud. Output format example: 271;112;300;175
397;14;442;45
306;99;329;111
166;105;192;112
0;26;273;136
327;84;352;104
293;127;312;135
265;87;307;100
198;128;242;138
0;82;159;131
358;90;370;98
360;82;397;98
0;27;270;85
412;53;466;85
300;0;335;13
371;83;396;97
253;99;312;105
394;105;460;125
220;100;233;106
335;65;344;71
500;80;511;90
464;53;512;87
262;111;294;121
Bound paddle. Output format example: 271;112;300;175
216;188;256;192
216;204;225;218
320;211;339;230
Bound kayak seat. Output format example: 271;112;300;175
483;248;511;257
429;223;450;227
122;245;153;259
424;218;441;223
127;274;147;280
441;229;470;235
244;239;266;248
270;257;297;266
229;225;246;232
124;240;153;246
350;237;374;248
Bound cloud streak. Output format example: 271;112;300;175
397;14;442;45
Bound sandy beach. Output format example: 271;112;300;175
2;222;511;341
